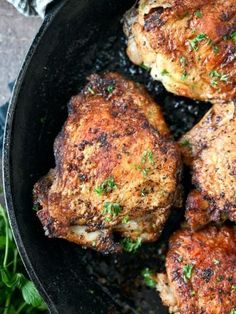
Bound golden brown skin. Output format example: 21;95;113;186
156;225;236;314
33;72;182;253
179;103;236;230
124;0;236;103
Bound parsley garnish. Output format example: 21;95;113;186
141;268;156;288
102;202;122;217
87;86;95;95
183;264;194;283
122;215;129;224
180;56;187;66
230;32;236;43
121;237;142;252
209;70;229;87
161;69;169;76
232;285;236;291
177;256;183;262
213;46;219;54
230;309;236;314
181;71;188;80
194;10;203;18
142;150;154;165
180;139;191;147
189;33;207;51
213;259;220;265
107;85;115;93
95;177;117;195
33;203;40;212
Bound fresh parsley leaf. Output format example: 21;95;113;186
183;264;194;283
121;237;142;252
230;32;236;43
189;33;207;51
194;10;203;18
95;177;117;195
122;215;129;224
232;285;236;291
230;309;236;314
103;202;122;217
161;69;169;76
141;268;156;288
107;85;115;93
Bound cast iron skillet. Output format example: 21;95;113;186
3;0;211;313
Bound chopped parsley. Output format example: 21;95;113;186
182;264;194;283
209;70;229;87
95;177;117;195
232;285;236;291
189;33;207;51
141;188;147;197
230;310;236;314
213;46;219;54
177;256;183;262
122;215;129;224
107;85;115;93
87;86;95;95
190;290;196;296
141;268;156;288
33;204;40;212
142;150;154;165
181;71;188;80
194;10;203;18
213;259;220;265
180;139;191;147
121;237;142;252
161;69;169;76
179;56;187;67
230;32;236;43
102;202;122;218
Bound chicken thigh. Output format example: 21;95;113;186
179;103;236;230
124;0;236;103
33;72;182;253
156;225;236;314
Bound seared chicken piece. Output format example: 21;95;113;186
156;225;236;314
124;0;236;103
179;103;236;230
33;72;182;253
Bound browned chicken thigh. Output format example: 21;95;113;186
156;225;236;314
124;0;236;103
179;103;236;230
33;72;182;253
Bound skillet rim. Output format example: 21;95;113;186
2;0;67;312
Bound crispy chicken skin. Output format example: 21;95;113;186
124;0;236;103
156;226;236;314
33;72;182;253
179;103;236;230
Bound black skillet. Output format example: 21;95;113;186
3;0;211;313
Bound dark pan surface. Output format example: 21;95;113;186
3;0;211;313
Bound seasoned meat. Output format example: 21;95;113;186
179;103;236;230
33;72;182;253
156;225;236;314
124;0;236;103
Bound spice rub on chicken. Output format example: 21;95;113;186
156;225;236;314
124;0;236;103
179;103;236;230
33;72;182;253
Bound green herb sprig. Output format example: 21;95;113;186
121;237;142;252
95;177;117;196
0;204;47;313
141;268;156;288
